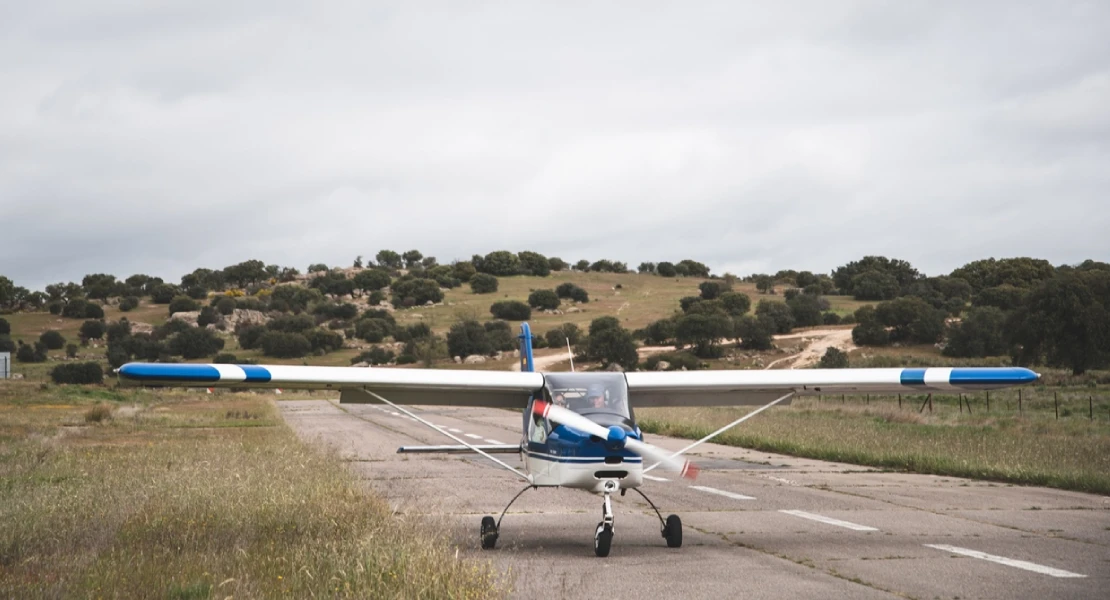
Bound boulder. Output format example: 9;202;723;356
453;356;462;364
654;361;671;371
463;355;487;364
605;362;624;372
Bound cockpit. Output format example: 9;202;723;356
542;373;633;431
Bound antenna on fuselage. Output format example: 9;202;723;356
566;337;575;372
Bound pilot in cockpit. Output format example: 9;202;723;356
586;384;608;409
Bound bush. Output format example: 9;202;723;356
168;295;200;315
656;262;677;277
85;302;104;319
149;283;180;304
641;318;677;345
447;319;492;358
16;342;48;363
484;320;516;351
168;328;225;359
585;321;638;369
305;328;344;353
268;313;316;333
817;347;849;368
755;300;795;334
698;281;730;300
80;320;106;340
84;404;113;423
236;324;267;350
675;312;733;358
528;289;560;310
851;320;890;346
642;351;702;371
735;315;775;350
787;294;824;328
354;318;392;343
40;330;66;350
197;306;221;328
66;343;79;358
822;312;842;325
943;306;1007;358
215;296;237;315
391;277;444;307
544;323;582;348
351;347;396;365
118;296;137;312
555;282;589;303
213;353;241;364
0;336;15;353
0;317;9;335
50;362;104;384
61;299;88;319
490;301;531;321
469;273;499;294
259;331;312;358
719;292;752;316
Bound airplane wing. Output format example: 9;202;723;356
116;363;544;408
624;367;1039;407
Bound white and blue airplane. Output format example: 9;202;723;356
118;323;1039;557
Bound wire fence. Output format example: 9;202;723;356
808;388;1110;421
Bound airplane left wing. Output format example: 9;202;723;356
117;363;544;408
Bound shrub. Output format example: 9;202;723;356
544;323;582;347
84;404;113;423
40;330;66;350
259;331;312;358
119;296;139;311
215;296;237;315
61;299;88;319
80;320;106;340
641;318;677;345
84;302;104;319
149;283;180;304
305;328;344;353
755;300;795;334
484;320;516;351
447;319;492;357
675;312;732;358
528;289;560;310
213;353;241;364
0;317;9;335
555;282;589;303
817;347;849;368
656;262;677;277
642;351;702;371
787;294;824;328
391;277;444;307
16;341;49;363
351;347;396;365
585;321;638;369
236;324;267;350
65;343;78;358
51;362;104;384
268;313;316;333
943;306;1008;358
469;273;499;294
168;295;199;315
851;320;890;346
490;301;531;321
0;336;15;353
735;315;775;350
197;306;220;327
822;312;842;325
354;318;392;343
698;281;730;300
719;292;752;316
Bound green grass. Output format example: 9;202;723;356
638;390;1110;495
0;382;506;599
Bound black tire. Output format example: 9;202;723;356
480;516;498;550
594;523;613;557
664;514;682;548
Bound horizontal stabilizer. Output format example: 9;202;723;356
397;444;521;454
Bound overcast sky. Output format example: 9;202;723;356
2;1;1108;290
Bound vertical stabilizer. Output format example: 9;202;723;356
518;322;535;372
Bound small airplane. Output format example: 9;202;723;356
117;323;1039;557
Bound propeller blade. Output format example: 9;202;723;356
533;400;698;480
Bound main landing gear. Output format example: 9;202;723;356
480;481;683;557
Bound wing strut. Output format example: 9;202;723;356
643;391;795;473
361;388;533;483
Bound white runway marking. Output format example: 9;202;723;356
485;439;505;445
390;411;400;416
924;544;1087;578
447;428;462;433
690;485;755;500
779;510;878;531
464;433;483;440
643;475;669;482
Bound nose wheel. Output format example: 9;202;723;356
594;482;617;557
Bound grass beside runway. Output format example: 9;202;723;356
0;382;506;599
638;389;1110;496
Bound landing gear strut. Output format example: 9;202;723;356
594;480;618;557
480;484;535;550
629;486;683;548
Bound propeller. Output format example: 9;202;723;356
533;400;698;480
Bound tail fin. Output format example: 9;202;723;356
518;322;535;372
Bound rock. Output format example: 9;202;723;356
352;361;370;368
513;349;520;358
494;351;503;360
11;373;24;380
169;311;200;326
566;306;581;313
463;355;487;364
654;361;671;371
679;366;687;371
606;362;624;372
425;300;435;306
453;356;462;364
130;322;154;334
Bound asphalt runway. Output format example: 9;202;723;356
278;399;1109;599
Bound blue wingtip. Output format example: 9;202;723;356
948;367;1040;386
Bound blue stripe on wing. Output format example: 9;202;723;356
240;365;272;383
900;368;927;386
118;363;223;383
949;367;1039;386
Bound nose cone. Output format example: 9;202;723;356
605;425;627;450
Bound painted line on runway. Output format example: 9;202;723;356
464;433;483;440
485;439;505;445
447;428;462;433
924;544;1086;578
643;475;669;482
779;510;877;531
390;411;400;416
690;485;755;500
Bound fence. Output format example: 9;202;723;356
810;387;1110;421
0;352;9;379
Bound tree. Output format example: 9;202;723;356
376;250;403;269
833;256;920;296
753;274;775;294
719;292;752;316
818;347;849;368
307;263;330;273
390;277;444;307
61;298;90;319
528;289;560;310
447;319;492;357
677;260;710;277
698;280;730;300
222;260;268;288
517;251;551;276
453;261;477;282
82;274;122;299
168;295;200;315
973;285;1027;311
0;336;15;353
569;259;586;271
0;317;8;335
305;328;344;353
795;271;818;288
168;328;225;359
484;320;517;352
850;270;901;301
1008;271;1110;374
197;306;220;327
548;257;568;272
119;296;139;312
80;320;106;340
16;341;48;363
353;269;392;296
641;318;677;345
585;318;638;369
478;251;521;276
0;276;17;309
490;301;531;321
656;262;677;277
402;250;424;268
354;318;391;343
851;306;890;346
469;273;499;294
638;262;656;274
787;294;824;328
735;315;775;350
675;312;733;358
943;306;1008;358
951;257;1056;294
544;323;582;347
66;343;78;358
755;300;795;334
875;297;947;344
149;283;180;304
259;331;312;358
50;362;104;385
40;330;66;350
555;282;589;303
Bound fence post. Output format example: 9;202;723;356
1054;392;1058;420
959;394;963;414
1091;396;1094;421
986;391;990;412
918;394;932;414
898;394;902;409
965;394;972;415
1019;389;1023;415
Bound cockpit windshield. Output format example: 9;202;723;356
543;373;632;429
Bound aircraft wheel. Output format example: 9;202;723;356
663;514;682;548
480;516;498;550
594;523;613;557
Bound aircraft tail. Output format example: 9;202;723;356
518;322;535;372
